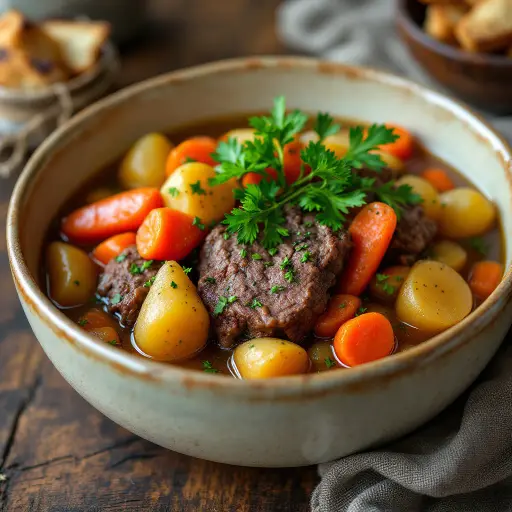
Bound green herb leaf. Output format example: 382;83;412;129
73;280;80;286
355;306;368;317
78;319;88;326
468;237;488;256
270;285;285;294
185;156;197;163
300;251;311;263
170;281;178;289
202;360;220;373
140;260;153;271
168;187;180;197
284;269;295;283
314;112;340;141
372;182;423;218
324;357;336;369
240;248;247;258
115;254;127;263
249;298;263;309
143;276;156;287
213;296;229;316
251;253;262;260
228;295;238;303
205;277;216;284
183;267;192;275
108;340;119;346
192;216;205;230
110;293;123;305
268;248;278;256
190;180;206;195
338;302;346;309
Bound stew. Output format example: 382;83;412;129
45;97;504;378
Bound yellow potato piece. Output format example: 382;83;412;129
119;133;173;189
134;262;209;361
438;188;496;238
47;242;97;307
432;240;467;272
373;150;405;175
233;338;310;379
396;260;472;332
221;128;257;144
160;162;236;226
308;341;337;372
395;175;442;221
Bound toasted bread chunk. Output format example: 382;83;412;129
425;4;468;43
455;0;512;52
41;21;110;74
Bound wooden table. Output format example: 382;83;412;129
0;1;318;510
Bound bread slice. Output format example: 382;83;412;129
41;20;110;74
424;4;468;43
455;0;512;52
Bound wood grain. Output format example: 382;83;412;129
0;1;319;510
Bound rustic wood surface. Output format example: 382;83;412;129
0;1;319;510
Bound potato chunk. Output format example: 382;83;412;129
233;338;309;379
134;261;209;361
396;260;472;332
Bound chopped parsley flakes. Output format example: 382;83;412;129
213;295;236;316
190;180;206;195
170;281;178;289
110;293;123;305
204;277;216;284
192;216;205;230
355;306;368;317
143;276;156;287
168;187;180;197
249;298;263;309
270;285;285;294
202;360;219;373
324;357;336;368
115;254;127;263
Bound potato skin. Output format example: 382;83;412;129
160;162;236;226
396;260;472;332
438;188;495;238
233;338;310;379
134;261;209;361
119;133;172;189
47;242;97;307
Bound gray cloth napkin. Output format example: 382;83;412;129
277;1;512;510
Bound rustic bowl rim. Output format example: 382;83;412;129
7;56;512;397
396;0;512;68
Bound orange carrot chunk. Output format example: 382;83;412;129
61;188;163;244
283;138;304;185
92;232;136;265
136;207;205;261
89;326;121;346
165;137;217;177
378;125;414;160
333;312;395;367
242;168;278;187
468;260;503;299
337;202;397;296
79;308;120;331
421;168;455;192
314;294;362;338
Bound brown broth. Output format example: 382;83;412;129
45;114;504;376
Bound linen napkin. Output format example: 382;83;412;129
277;1;512;510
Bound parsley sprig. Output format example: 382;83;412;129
211;96;420;248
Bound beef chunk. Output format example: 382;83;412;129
198;206;351;348
97;246;162;327
388;205;437;265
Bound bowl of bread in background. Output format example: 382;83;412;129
397;0;512;114
0;9;117;176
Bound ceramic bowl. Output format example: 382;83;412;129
7;57;512;468
396;0;512;115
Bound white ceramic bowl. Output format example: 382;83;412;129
7;57;512;467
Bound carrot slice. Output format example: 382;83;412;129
314;294;361;338
62;188;163;244
378;125;414;160
242;168;278;187
468;261;503;299
136;207;205;261
333;312;395;367
337;202;397;296
421;168;455;192
92;232;136;265
165;137;217;177
283;138;304;185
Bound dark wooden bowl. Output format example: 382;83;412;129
396;0;512;115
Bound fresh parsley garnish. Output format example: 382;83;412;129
73;280;80;286
284;269;295;283
143;276;156;287
192;216;205;230
213;295;236;316
78;319;88;326
250;298;263;309
252;253;262;260
183;267;192;275
223;232;230;240
110;293;123;305
270;285;285;294
355;306;368;317
240;248;247;258
280;257;291;270
324;357;336;369
468;237;488;256
205;277;216;284
210;97;404;248
268;248;278;256
376;273;395;295
202;360;219;373
185;156;197;163
300;251;311;263
190;180;206;195
108;340;119;346
168;187;180;197
141;260;153;271
170;281;178;289
115;254;127;263
338;302;346;309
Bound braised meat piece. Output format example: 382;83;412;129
198;207;352;348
